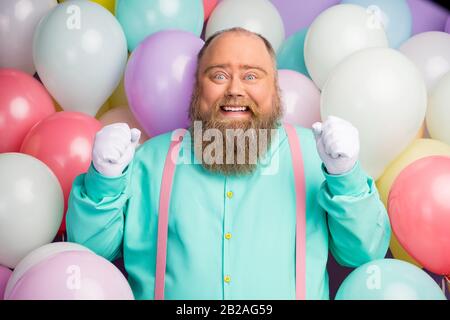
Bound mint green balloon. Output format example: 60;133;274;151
336;259;446;300
277;28;310;77
116;0;204;51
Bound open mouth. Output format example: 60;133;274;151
220;105;250;113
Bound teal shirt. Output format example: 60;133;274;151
66;125;391;300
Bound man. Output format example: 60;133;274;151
67;28;391;300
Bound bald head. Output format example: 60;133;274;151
197;28;278;78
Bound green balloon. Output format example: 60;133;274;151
336;259;446;300
277;28;310;77
116;0;204;51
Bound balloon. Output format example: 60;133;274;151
407;0;449;35
109;74;128;108
0;0;57;74
426;71;450;145
341;0;412;48
6;251;134;300
304;4;388;89
0;266;12;300
20;112;102;234
205;0;285;52
277;70;320;128
125;30;204;137
271;0;339;38
203;0;218;21
276;28;310;77
335;259;446;300
34;0;128;116
377;138;450;267
4;242;91;299
116;0;203;52
0;69;55;153
0;153;64;269
399;31;450;92
321;48;427;179
59;0;116;14
99;106;149;145
388;156;450;275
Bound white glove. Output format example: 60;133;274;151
92;123;141;177
312;116;360;175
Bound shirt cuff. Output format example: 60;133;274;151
84;162;130;201
322;161;370;196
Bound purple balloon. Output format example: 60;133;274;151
271;0;340;37
6;251;134;300
446;15;450;33
0;265;12;300
125;30;204;137
407;0;449;34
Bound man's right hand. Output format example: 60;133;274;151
92;123;141;177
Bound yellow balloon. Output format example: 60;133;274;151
414;121;425;139
58;0;116;15
109;75;128;108
377;138;450;267
95;100;112;119
109;53;130;108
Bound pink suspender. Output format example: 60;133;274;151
154;129;187;300
154;123;306;300
284;123;307;300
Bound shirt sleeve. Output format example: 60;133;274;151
66;161;132;261
317;161;391;267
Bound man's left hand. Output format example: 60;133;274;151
312;116;360;175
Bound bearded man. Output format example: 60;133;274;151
67;28;391;300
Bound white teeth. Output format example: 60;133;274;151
222;106;248;112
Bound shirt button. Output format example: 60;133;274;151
224;275;231;283
226;191;233;199
225;232;232;240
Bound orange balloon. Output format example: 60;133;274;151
98;105;149;145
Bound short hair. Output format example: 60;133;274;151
196;27;277;78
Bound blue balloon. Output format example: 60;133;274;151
116;0;204;51
276;28;310;77
341;0;412;48
336;259;446;300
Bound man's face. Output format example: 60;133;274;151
196;32;277;125
189;31;282;176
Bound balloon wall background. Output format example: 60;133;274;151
0;0;449;300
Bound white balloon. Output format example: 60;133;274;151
399;31;450;92
426;72;450;145
33;0;128;116
205;0;285;52
4;242;90;299
0;0;57;75
0;153;64;269
321;48;427;179
304;4;388;89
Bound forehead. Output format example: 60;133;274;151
199;32;274;71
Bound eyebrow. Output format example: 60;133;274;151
203;64;268;75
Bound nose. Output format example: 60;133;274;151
225;76;244;98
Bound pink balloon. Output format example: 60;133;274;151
278;69;321;128
20;112;102;234
203;0;218;21
6;251;133;300
0;69;55;153
99;106;149;145
388;156;450;275
0;265;12;300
